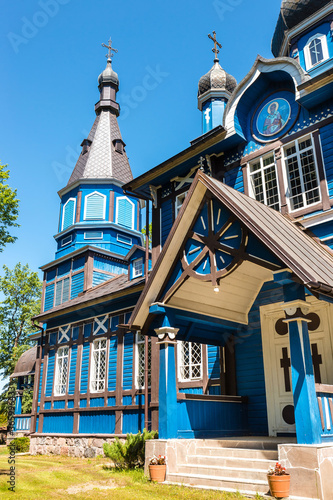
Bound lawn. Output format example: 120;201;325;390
0;448;258;500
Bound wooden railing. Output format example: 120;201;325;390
315;384;333;439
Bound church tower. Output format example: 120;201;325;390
41;40;144;312
198;32;237;134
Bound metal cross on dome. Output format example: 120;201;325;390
208;31;222;61
102;38;118;60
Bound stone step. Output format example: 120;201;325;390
196;438;287;450
166;472;271;496
195;446;278;460
177;463;269;481
187;454;276;470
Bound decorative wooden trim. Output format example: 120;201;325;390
41;277;46;314
177;380;204;389
109;191;114;222
313;130;330;211
317;396;325;430
151;190;161;267
84;252;94;291
219;346;226;395
225;336;237;396
315;383;333;394
177;393;247;403
241;164;249;196
38;413;44;433
38;403;159;414
137;200;140;231
202;344;208;394
115;317;124;434
76;191;82;223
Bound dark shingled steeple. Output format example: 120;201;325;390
67;46;133;188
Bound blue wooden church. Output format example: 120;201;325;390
12;1;333;497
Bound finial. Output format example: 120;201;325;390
101;37;118;63
208;31;222;63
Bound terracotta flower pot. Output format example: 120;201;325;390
268;473;290;498
149;464;166;482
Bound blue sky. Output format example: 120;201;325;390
0;0;282;277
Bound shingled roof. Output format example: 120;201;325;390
272;0;330;57
34;274;145;322
67;109;133;187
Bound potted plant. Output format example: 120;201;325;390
267;462;290;498
148;455;167;482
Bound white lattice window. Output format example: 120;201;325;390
249;154;280;211
135;333;151;389
175;191;188;217
283;135;321;211
304;34;329;70
54;346;69;395
178;341;202;381
90;338;107;392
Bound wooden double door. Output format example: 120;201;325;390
260;297;333;436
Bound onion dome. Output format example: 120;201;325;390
198;60;237;97
98;57;119;89
272;0;328;57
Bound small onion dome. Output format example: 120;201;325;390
198;60;237;97
272;0;328;57
98;58;119;88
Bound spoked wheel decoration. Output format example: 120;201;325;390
181;199;247;288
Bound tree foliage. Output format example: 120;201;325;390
103;429;158;468
0;263;42;378
0;163;19;252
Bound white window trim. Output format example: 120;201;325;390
83;191;106;221
116;196;135;230
248;152;280;210
61;234;73;247
84;231;103;240
132;258;143;278
177;341;203;382
304;33;329;70
61;198;76;231
117;234;132;246
90;338;108;393
175;191;188;217
54;346;70;396
135;333;151;389
282;133;321;213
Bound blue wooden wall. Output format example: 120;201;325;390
45;350;55;397
161;198;173;246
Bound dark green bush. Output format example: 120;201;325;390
8;436;30;453
103;428;158;469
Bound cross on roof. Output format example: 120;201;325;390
102;38;118;61
208;31;222;61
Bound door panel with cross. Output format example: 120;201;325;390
260;298;333;436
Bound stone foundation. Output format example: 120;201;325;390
279;443;333;500
30;436;118;458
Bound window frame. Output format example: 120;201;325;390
304;33;329;70
54;346;70;396
248;152;280;211
61;198;76;231
177;341;203;382
282;134;321;213
132;258;143;278
90;338;108;393
175;190;188;217
83;191;106;221
135;333;151;389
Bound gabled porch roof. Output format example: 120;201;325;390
129;172;333;330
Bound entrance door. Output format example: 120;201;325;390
260;297;333;436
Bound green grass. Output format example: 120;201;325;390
0;454;260;499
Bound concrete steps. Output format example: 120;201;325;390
165;438;283;497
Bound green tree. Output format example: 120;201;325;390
0;263;42;378
0;163;19;252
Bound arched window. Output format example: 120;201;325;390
116;196;135;229
304;34;329;70
62;198;76;231
84;191;106;220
